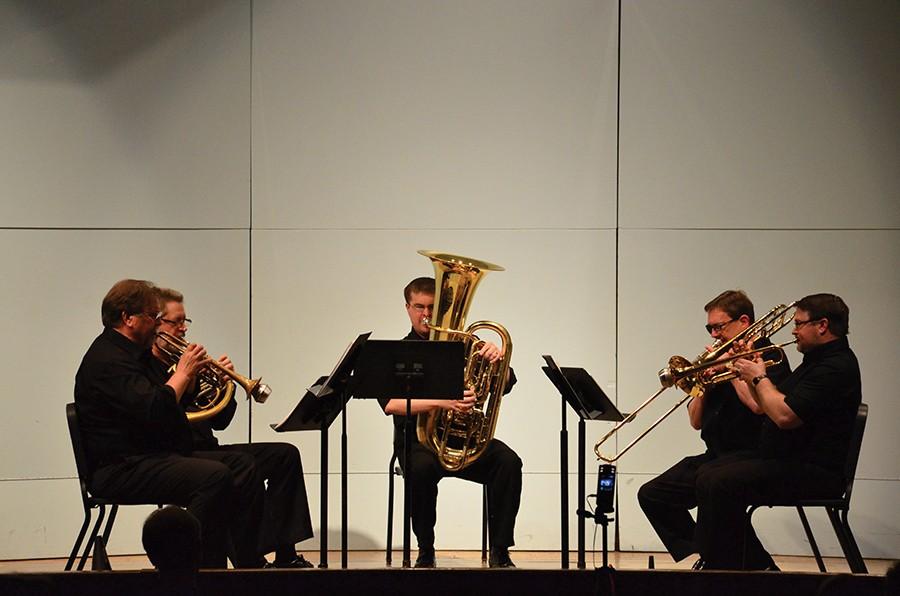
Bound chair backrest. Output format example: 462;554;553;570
66;402;94;506
841;403;868;502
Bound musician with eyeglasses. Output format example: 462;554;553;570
376;276;522;568
694;293;861;570
637;290;791;569
148;287;314;569
74;279;251;568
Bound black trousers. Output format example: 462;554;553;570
398;439;522;550
211;442;314;557
637;451;717;562
694;453;843;570
91;451;263;569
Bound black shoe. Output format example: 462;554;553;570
414;548;436;568
691;558;706;570
489;547;515;568
267;555;314;569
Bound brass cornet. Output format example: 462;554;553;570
593;302;796;463
156;331;271;423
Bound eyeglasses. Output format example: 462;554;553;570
793;318;823;329
160;317;192;328
705;319;733;334
409;304;434;312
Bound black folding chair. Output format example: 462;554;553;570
385;452;488;566
65;402;121;571
746;403;869;573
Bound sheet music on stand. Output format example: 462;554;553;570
270;332;371;432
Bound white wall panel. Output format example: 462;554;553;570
251;228;616;476
0;229;250;480
0;478;159;560
619;0;900;229
0;1;251;228
252;0;618;230
616;229;900;481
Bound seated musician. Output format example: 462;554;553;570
148;287;314;569
698;293;861;570
637;290;791;569
377;277;522;568
74;279;253;568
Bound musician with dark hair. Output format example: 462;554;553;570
74;279;257;568
697;293;861;570
638;290;791;568
376;276;522;568
150;288;314;569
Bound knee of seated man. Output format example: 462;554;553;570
272;442;301;468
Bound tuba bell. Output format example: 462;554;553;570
155;331;271;423
416;250;513;472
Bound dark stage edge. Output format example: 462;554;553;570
0;567;885;596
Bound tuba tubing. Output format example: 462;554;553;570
415;250;512;472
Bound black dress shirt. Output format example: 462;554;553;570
74;327;193;472
760;336;861;473
699;337;791;456
146;357;236;450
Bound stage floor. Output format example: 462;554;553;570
0;550;893;575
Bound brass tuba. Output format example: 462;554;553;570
416;250;513;471
593;302;797;463
155;331;271;423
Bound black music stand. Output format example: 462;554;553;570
271;331;371;568
352;339;465;568
542;355;622;569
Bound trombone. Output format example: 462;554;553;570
593;302;796;464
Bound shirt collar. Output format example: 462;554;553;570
103;326;151;359
801;335;849;364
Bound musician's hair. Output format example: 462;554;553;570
101;279;159;329
156;287;184;305
796;293;850;337
404;277;435;304
704;289;755;321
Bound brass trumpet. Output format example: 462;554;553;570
156;331;271;423
593;302;796;464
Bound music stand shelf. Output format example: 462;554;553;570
541;354;622;570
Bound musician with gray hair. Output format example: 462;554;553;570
150;287;314;569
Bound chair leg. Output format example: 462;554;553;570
841;509;867;574
834;508;868;574
386;463;395;566
796;506;826;572
66;508;93;571
101;504;118;546
825;507;857;572
78;504;106;571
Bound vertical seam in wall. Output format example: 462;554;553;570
248;0;254;444
614;0;622;552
